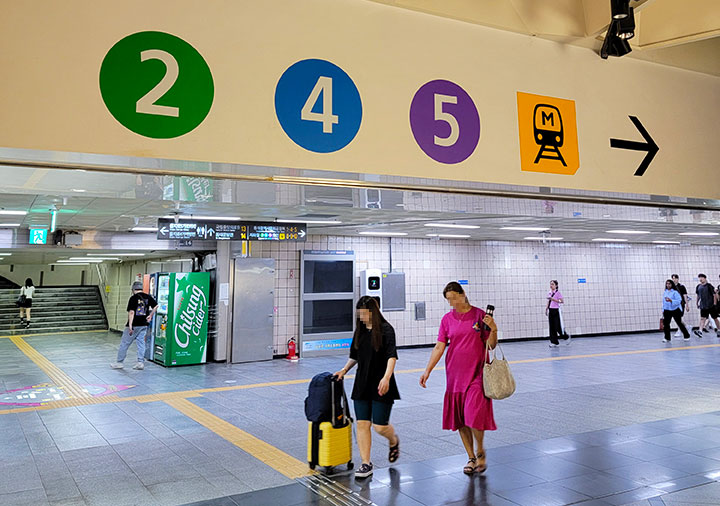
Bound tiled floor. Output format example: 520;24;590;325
1;331;720;505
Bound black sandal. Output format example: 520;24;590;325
463;457;477;475
388;436;400;463
475;451;487;473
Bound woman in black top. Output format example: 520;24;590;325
335;296;400;479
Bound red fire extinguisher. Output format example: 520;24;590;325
286;337;299;362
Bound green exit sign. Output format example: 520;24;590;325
29;229;48;245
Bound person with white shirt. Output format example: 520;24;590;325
18;278;35;328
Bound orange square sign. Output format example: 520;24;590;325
517;92;579;175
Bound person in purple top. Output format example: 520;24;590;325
420;281;498;475
546;280;570;347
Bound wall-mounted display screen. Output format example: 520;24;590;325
303;300;354;334
303;260;354;293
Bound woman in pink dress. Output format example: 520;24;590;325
420;281;498;474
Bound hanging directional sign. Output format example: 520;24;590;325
156;219;306;241
610;116;659;176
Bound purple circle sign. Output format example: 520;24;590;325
409;80;480;164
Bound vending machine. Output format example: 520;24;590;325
151;272;210;367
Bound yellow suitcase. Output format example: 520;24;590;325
307;377;354;472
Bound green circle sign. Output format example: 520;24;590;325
99;31;214;139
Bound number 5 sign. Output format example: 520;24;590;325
410;80;480;164
275;59;362;153
100;31;214;139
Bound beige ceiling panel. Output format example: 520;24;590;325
636;0;720;49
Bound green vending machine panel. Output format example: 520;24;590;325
153;272;210;367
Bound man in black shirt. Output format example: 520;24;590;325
671;275;688;314
694;274;719;338
111;281;158;370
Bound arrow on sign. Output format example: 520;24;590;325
159;227;168;236
610;116;659;177
299;230;306;238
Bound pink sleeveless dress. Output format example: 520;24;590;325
438;306;497;431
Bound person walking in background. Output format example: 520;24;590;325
17;278;35;328
671;274;689;338
663;279;690;343
419;282;498;475
694;274;719;338
110;281;157;370
546;280;569;347
334;296;400;479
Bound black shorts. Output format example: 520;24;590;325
700;307;718;319
19;299;32;308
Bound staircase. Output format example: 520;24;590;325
0;286;108;336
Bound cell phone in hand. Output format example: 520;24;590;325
484;305;495;331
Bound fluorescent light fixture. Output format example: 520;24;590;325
423;223;479;229
86;257;121;261
59;258;104;263
170;259;193;262
0;210;27;216
0;223;21;227
87;253;146;257
592;238;628;242
523;237;564;241
606;230;650;234
52;263;90;266
71;189;87;193
0;253;11;256
161;215;242;221
501;227;550;232
50;209;57;233
678;232;719;236
131;227;159;232
359;231;408;236
56;260;103;264
426;234;471;239
276;219;342;225
653;240;680;244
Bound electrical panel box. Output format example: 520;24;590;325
381;272;406;312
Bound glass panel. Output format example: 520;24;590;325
303;260;354;293
303;299;354;334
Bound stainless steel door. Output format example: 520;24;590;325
231;258;275;363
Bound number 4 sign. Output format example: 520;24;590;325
275;59;362;153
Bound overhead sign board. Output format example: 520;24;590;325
157;219;306;242
0;1;718;199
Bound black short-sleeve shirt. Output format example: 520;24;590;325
126;293;157;328
696;283;715;310
676;283;687;306
349;322;400;403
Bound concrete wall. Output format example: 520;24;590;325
0;264;99;287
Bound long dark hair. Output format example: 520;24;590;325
25;278;33;288
666;279;677;291
443;281;469;304
352;296;387;352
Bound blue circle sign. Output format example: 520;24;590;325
274;59;362;153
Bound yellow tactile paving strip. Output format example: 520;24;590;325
164;397;311;479
9;336;92;399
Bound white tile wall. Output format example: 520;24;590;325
251;237;720;354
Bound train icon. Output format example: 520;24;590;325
533;104;567;166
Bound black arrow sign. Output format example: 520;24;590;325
610;116;659;177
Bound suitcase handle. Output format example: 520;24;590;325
331;377;352;428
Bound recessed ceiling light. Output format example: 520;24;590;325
359;231;408;236
0;223;21;227
592;238;628;242
131;227;159;232
276;219;342;225
0;210;27;216
678;232;718;236
653;240;680;244
523;237;564;241
501;227;550;232
426;234;471;239
606;230;650;234
161;215;242;221
423;223;480;229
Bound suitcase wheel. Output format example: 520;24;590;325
347;461;354;470
309;463;316;470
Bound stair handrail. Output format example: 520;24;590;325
94;263;109;305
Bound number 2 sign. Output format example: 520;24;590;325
100;31;214;139
409;80;480;164
274;59;362;153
